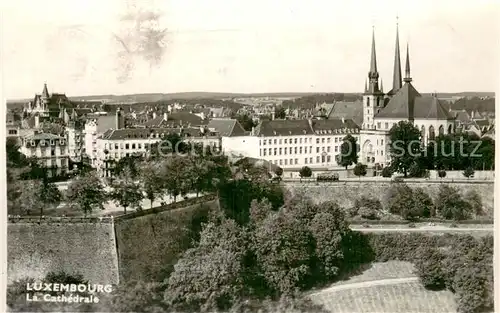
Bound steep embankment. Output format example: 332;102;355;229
114;197;220;282
8;221;119;285
285;182;494;217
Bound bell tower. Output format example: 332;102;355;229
363;28;384;130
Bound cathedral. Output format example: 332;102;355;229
359;23;455;168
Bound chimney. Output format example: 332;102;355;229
116;107;123;129
153;112;157;119
163;112;168;121
34;115;40;128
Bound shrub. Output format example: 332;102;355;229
381;166;392;178
411;188;433;218
462;167;475;179
353;163;367;179
299;166;312;179
438;169;446;178
414;246;446;290
358;207;379;220
435;185;472;220
464;190;483;216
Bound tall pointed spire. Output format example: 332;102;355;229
391;18;402;93
42;82;49;99
380;79;384;93
367;26;380;94
364;79;368;93
404;42;412;83
369;27;378;74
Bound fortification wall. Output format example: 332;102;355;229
7;220;119;285
113;195;219;282
286;181;494;217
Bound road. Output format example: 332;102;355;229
350;227;493;233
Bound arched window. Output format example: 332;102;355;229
420;125;426;141
447;124;452;134
429;125;435;140
366;97;370;107
439;125;444;136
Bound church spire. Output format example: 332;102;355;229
42;82;49;99
364;79;368;93
369;27;378;74
380;79;384;93
392;18;402;92
404;42;412;83
367;27;380;94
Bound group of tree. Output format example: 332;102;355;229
281;93;360;110
102;192;374;312
389;121;495;177
414;235;493;313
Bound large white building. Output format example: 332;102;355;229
19;132;69;177
359;24;455;167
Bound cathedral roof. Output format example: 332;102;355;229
413;96;453;120
375;82;420;119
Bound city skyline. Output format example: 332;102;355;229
2;0;499;99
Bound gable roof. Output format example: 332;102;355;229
327;100;363;126
376;82;421;119
207;118;246;137
413;96;453;120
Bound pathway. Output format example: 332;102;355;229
308;277;419;297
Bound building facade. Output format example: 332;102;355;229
19;132;69;177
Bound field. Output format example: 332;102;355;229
308;261;457;313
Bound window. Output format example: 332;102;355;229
335;146;338;152
385;122;389;129
51;148;56;156
309;146;313;153
295;158;298;164
316;138;320;144
279;148;282;155
115;144;119;149
268;148;271;155
367;97;370;107
299;138;302;144
274;148;277;155
279;139;282;144
284;159;288;165
327;138;331;143
289;158;293;164
263;140;266;145
279;160;283;165
294;138;297;144
305;158;308;164
260;149;262;156
259;140;262;146
40;140;46;146
327;147;331;152
327;155;331;162
284;139;287;144
316;147;320;153
322;138;325;143
132;143;136;149
138;143;142;149
274;139;277;144
8;129;17;135
335;137;338;143
309;157;313;163
381;140;383;145
263;149;266;156
377;122;381;129
294;147;297;154
299;147;302;154
125;144;129;149
316;156;320;163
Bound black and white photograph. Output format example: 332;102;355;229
2;0;497;312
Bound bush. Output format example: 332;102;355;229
353;196;382;220
438;170;447;178
299;166;312;179
462;167;475;179
353;163;367;179
435;185;472;220
464;190;483;216
414;247;446;290
381;167;392;178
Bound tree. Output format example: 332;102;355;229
274;106;286;119
161;156;190;202
411;188;433;219
251;209;315;294
165;218;247;312
463;167;475;179
414;246;446;290
103;281;167;313
113;154;143;179
38;179;62;218
140;162;165;208
298;166;312;181
235;114;256;131
388;121;421;177
353;163;367;180
438;169;447;179
66;172;107;216
353;196;382;220
336;134;358;169
464;190;483;216
6;137;28;168
15;178;61;217
110;173;144;214
381;166;392;178
274;167;283;180
434;185;472;220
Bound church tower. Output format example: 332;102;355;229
362;28;384;130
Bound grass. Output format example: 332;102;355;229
307;261;457;312
334;261;416;285
310;281;457;313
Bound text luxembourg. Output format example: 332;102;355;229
26;283;113;293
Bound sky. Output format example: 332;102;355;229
1;0;499;99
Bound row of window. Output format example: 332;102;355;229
27;139;65;146
270;155;334;166
104;142;149;150
260;145;341;157
260;136;353;146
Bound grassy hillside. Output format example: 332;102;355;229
7;222;119;285
114;198;219;282
286;182;494;218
